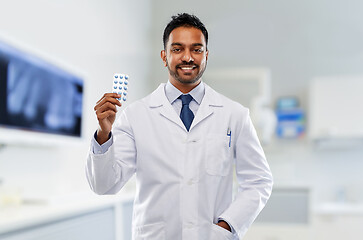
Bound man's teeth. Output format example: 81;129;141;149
180;66;194;70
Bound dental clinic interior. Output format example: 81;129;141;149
0;1;362;239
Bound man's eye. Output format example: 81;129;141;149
172;49;181;52
194;49;203;53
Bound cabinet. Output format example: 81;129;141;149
243;187;312;240
0;193;135;240
309;76;363;143
312;203;363;240
0;207;115;240
312;214;363;240
243;224;312;240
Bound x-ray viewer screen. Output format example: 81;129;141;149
0;41;83;137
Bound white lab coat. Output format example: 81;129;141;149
86;83;273;240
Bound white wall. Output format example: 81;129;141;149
0;0;152;199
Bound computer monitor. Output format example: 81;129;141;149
0;36;84;145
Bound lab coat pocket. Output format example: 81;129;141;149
210;224;235;240
134;222;165;240
205;135;231;176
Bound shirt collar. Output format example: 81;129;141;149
165;80;205;105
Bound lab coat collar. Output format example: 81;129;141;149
148;82;223;131
149;84;185;130
202;82;224;107
149;82;223;107
165;80;204;105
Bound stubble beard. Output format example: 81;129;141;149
166;61;207;85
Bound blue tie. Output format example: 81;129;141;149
179;94;194;131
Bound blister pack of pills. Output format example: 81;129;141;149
112;73;129;101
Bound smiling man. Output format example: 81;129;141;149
87;13;273;240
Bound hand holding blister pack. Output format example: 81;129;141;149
112;73;129;102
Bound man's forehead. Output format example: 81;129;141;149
167;26;206;46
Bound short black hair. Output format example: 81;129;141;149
163;13;208;49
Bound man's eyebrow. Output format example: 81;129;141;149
192;43;204;47
170;42;205;47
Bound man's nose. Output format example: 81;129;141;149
181;50;194;62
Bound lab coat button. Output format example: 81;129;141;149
185;222;194;228
187;179;194;185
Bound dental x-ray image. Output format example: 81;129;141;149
0;40;83;137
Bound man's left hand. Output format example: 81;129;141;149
216;220;231;232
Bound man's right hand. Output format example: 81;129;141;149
94;93;122;145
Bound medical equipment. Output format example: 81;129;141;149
275;97;305;138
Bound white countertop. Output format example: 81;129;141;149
0;191;135;234
314;202;363;215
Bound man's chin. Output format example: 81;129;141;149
175;77;200;85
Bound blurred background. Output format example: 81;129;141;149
0;0;362;239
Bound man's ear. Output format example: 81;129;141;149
206;49;209;61
160;50;167;67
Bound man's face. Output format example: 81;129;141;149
161;27;208;86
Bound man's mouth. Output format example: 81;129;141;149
177;65;198;73
179;66;196;70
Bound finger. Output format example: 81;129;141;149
96;110;116;121
95;102;118;115
96;93;121;105
100;92;120;101
102;95;122;107
94;95;122;111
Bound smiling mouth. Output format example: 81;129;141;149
178;65;197;70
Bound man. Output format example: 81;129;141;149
87;13;273;240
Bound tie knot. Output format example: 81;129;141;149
179;94;193;106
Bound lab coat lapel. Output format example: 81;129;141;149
189;83;223;131
149;84;186;130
